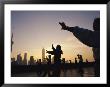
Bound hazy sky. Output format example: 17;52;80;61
11;11;100;62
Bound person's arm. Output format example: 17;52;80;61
59;22;100;48
52;44;55;51
67;27;100;48
59;22;82;32
46;50;54;55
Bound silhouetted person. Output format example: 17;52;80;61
36;59;42;77
62;58;65;64
77;54;84;76
77;54;83;64
46;44;63;64
86;59;88;63
69;60;71;64
59;18;100;77
75;58;77;64
46;44;63;76
38;57;51;77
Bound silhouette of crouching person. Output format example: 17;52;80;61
46;44;63;77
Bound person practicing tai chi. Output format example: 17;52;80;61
59;18;100;77
46;44;63;76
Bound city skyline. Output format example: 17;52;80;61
11;11;100;62
11;52;89;65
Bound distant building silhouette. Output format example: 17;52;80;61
29;56;35;65
23;53;27;65
42;48;46;63
11;57;17;65
17;54;22;65
11;57;15;62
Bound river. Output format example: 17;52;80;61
12;67;95;77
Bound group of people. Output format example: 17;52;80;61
36;18;100;77
59;18;100;77
46;18;100;77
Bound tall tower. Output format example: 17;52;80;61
11;33;14;52
30;56;34;65
42;48;45;63
17;54;22;65
23;53;27;65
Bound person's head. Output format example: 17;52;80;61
56;45;61;50
93;18;100;31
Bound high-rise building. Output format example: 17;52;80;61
11;57;15;62
11;57;17;65
30;56;35;65
17;54;22;65
23;53;27;65
42;48;45;63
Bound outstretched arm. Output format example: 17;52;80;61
59;22;68;30
59;22;79;32
46;50;54;55
59;22;100;48
68;27;100;48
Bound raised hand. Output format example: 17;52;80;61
52;44;55;50
52;44;53;47
59;22;68;30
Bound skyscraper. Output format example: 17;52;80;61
17;54;22;65
11;57;15;62
42;48;45;63
23;53;27;65
30;56;35;65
